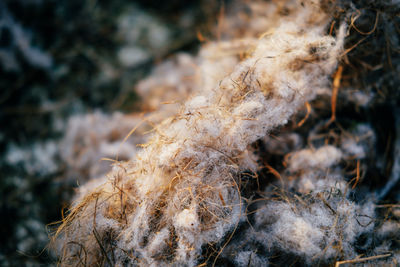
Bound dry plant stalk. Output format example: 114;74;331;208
335;253;392;267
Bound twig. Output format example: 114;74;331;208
349;10;379;36
335;253;392;267
297;101;311;127
328;65;343;124
350;160;360;189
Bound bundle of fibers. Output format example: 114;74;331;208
53;1;346;266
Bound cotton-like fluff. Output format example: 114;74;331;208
284;145;345;194
136;39;259;125
220;141;377;265
250;190;375;265
372;219;400;265
5;141;58;176
53;1;345;266
136;53;198;112
219;144;376;265
60;111;147;183
234;251;269;266
287;145;342;172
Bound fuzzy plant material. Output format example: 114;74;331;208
53;1;351;266
60;111;147;183
221;144;376;265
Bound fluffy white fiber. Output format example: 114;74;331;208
60;111;147;183
53;0;399;266
287;145;342;172
254;186;375;260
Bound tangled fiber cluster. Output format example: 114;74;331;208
53;0;400;266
